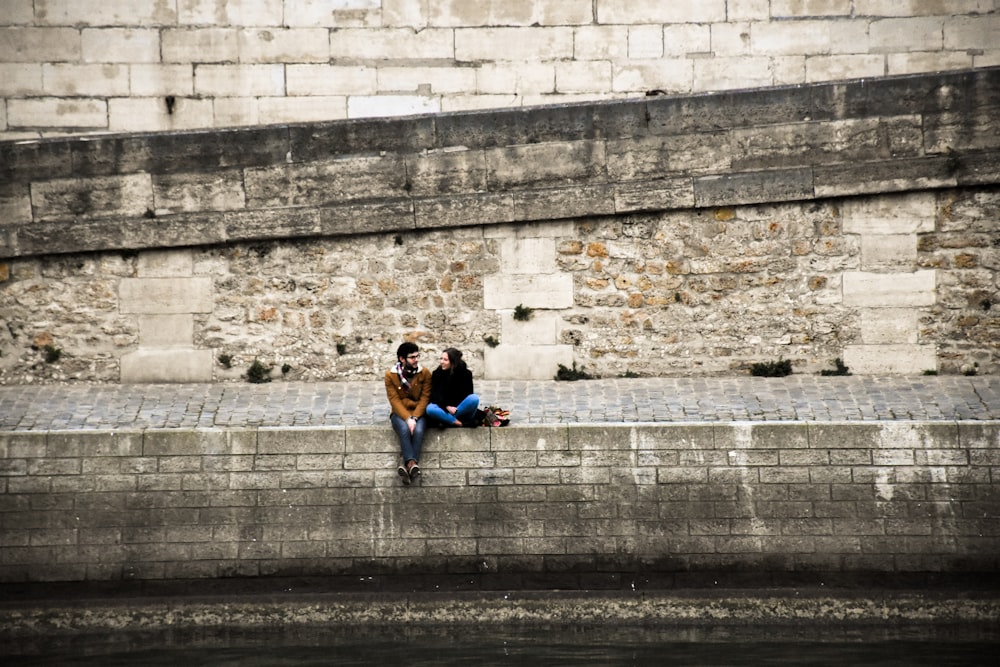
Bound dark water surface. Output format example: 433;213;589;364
5;624;997;666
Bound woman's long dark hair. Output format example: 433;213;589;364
443;348;467;375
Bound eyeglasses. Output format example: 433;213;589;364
406;354;420;360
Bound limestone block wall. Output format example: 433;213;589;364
1;68;998;383
1;0;998;141
0;422;997;584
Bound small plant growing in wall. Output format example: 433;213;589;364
246;358;272;384
42;345;62;364
555;362;593;381
336;342;348;355
923;369;939;376
513;304;533;321
281;363;292;375
218;353;233;369
750;358;792;377
820;358;851;376
483;335;500;348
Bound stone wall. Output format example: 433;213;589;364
1;0;998;141
2;187;998;384
1;422;997;585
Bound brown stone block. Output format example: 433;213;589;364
318;199;414;236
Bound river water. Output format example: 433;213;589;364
6;623;997;665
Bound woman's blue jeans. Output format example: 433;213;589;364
426;394;480;426
390;413;426;464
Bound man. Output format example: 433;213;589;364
384;342;431;485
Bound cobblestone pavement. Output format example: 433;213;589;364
1;376;998;431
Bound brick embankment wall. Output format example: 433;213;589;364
1;1;997;141
1;423;997;586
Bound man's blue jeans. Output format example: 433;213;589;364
390;413;426;463
426;394;480;426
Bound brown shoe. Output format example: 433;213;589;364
397;464;411;485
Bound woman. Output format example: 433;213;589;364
426;348;480;427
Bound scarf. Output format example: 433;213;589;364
394;361;420;393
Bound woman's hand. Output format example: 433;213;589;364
447;406;457;415
407;416;417;434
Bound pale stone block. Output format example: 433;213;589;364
944;15;1000;51
597;0;727;23
860;308;918;345
483;274;574;309
771;0;852;17
726;0;770;20
500;311;560;345
665;24;711;56
613;60;693;94
139;314;195;347
751;20;835;56
694;57;772;91
236;29;330;63
258;96;349;124
81;28;160;63
772;56;807;85
193;65;285;97
828;21;873;55
856;0;994;16
975;50;1000;67
842;345;937;374
120;349;213;383
119;277;214;314
806;55;886;83
213;97;259;126
887;52;973;76
499;238;556;274
710;23;752;57
860;235;917;271
178;0;282;26
842;270;935;307
3;0;34;23
441;94;520;112
842;192;935;235
574;26;629;59
0;64;42;95
483;220;575;239
484;344;574;380
378;66;477;94
284;0;379;26
162;29;239;63
629;25;663;59
137;250;194;278
37;0;178;26
42;64;130;96
5;94;103;128
427;0;496;26
455;27;574;62
330;28;455;60
108;97;214;133
381;0;429;27
869;18;944;53
537;1;594;25
346;95;439;119
0;28;81;62
129;65;195;96
476;62;555;95
286;65;377;96
555;61;612;94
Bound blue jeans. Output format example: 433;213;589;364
390;413;426;464
426;394;480;426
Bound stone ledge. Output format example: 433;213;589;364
1;68;998;260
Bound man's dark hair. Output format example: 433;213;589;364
396;342;419;361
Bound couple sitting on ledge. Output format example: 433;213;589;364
383;342;480;486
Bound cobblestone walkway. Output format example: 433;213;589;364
1;376;998;431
